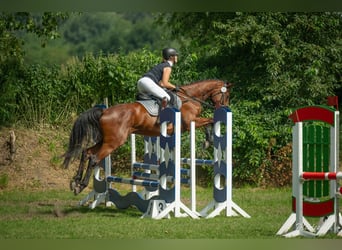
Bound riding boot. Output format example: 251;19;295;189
157;97;168;124
161;97;168;109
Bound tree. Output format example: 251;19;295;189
0;12;68;125
158;12;342;185
159;12;341;106
0;12;68;61
62;12;166;57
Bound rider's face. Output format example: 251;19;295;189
172;55;178;64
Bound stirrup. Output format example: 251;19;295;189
161;97;168;108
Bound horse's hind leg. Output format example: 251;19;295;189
70;150;87;191
73;155;96;195
71;143;101;195
73;130;130;194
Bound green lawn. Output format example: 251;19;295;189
0;186;340;239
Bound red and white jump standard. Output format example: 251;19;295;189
277;105;341;237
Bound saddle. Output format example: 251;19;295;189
136;90;182;117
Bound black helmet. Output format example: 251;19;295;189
162;48;178;60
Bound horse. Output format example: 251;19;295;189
63;79;232;194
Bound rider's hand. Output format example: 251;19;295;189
173;86;180;92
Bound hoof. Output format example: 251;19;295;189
73;186;81;195
202;140;210;149
70;180;76;191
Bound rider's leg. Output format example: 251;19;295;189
137;77;171;123
161;97;168;108
137;77;170;101
156;97;168;124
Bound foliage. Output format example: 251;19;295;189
21;12;176;66
0;58;24;125
0;12;68;62
22;32;72;66
15;64;72;126
158;12;342;185
159;12;341;104
62;13;167;57
60;49;159;110
60;48;219;111
231;101;293;185
0;12;68;125
1;12;341;187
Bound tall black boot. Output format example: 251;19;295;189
157;97;168;124
161;97;168;109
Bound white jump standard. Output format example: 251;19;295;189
199;107;250;218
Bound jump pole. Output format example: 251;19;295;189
190;121;197;213
131;135;160;199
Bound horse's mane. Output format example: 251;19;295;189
183;79;223;86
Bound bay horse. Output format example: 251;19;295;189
63;79;232;194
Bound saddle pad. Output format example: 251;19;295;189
136;96;182;117
136;100;159;116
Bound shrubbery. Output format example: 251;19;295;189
1;46;340;187
1;12;341;187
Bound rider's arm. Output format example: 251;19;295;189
160;67;176;89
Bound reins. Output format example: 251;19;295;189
177;87;216;109
175;81;229;109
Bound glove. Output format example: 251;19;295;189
173;86;180;92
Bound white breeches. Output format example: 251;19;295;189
137;77;171;101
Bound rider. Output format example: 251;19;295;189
137;48;178;108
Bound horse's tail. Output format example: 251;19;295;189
63;106;104;169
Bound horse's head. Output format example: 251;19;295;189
209;80;233;108
179;79;233;109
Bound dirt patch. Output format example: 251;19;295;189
0;126;79;191
1;126;339;192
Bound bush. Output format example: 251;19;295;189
0;48;319;187
15;64;72;127
230;100;293;186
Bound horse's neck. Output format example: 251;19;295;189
183;81;215;100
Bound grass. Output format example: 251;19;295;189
0;174;8;189
0;186;340;239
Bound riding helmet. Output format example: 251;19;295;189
162;48;178;60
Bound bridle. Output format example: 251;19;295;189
176;81;230;109
210;82;230;108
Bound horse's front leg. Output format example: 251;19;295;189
182;117;213;131
204;124;214;149
194;117;214;149
183;117;214;149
